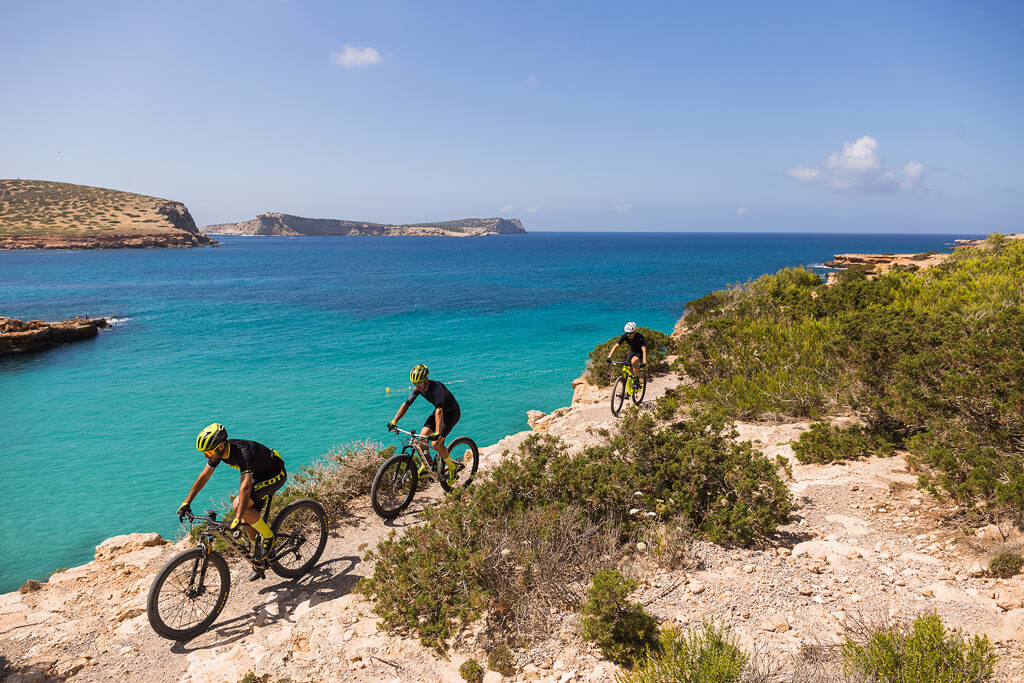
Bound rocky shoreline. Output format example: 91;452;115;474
204;212;527;237
0;317;110;355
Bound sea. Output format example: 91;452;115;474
0;231;976;592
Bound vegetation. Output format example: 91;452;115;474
487;643;516;676
792;422;894;464
459;659;484;683
273;441;391;517
672;236;1024;513
585;326;674;387
988;551;1024;578
842;613;997;682
581;569;660;667
616;622;748;683
358;411;789;650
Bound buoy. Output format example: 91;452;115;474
386;387;391;393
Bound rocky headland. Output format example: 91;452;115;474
0;317;110;355
0;179;215;249
204;212;526;237
824;233;1023;273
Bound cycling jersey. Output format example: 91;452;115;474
207;439;284;478
618;332;646;355
404;380;460;413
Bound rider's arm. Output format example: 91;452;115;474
606;342;619;360
432;406;444;438
391;401;410;425
182;464;216;506
642;344;648;364
233;473;254;520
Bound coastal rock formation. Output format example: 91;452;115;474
0;316;110;355
0;179;216;249
204;212;526;237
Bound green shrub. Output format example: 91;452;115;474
792;422;894;464
274;441;392;517
616;622;748;683
585;326;674;387
842;613;997;682
459;658;484;683
989;551;1024;578
581;569;660;667
487;643;515;676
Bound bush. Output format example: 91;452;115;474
585;326;674;387
989;551;1024;578
581;569;660;667
487;644;515;676
616;622;748;683
459;658;484;683
792;422;894;464
842;613;997;682
273;441;392;517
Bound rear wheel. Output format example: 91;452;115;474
270;499;328;578
371;454;418;519
147;548;230;640
631;372;647;405
439;437;480;492
610;376;627;416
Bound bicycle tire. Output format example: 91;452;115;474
371;453;418;519
632;372;647;405
439;436;480;492
610;376;627;416
269;499;328;578
147;548;230;640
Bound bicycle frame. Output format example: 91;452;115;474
183;492;293;574
390;426;442;481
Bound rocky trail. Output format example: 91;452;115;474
5;368;1024;682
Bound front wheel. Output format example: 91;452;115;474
147;548;230;640
371;454;418;519
439;437;480;492
631;372;647;405
610;376;627;416
270;499;328;578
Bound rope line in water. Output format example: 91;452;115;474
384;366;579;395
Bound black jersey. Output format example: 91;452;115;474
207;439;283;477
404;380;459;413
619;332;646;354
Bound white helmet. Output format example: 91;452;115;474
624;321;637;333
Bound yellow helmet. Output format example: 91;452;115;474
196;423;227;452
409;364;429;383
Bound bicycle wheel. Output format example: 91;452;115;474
632;372;647;405
610;376;627;416
270;499;328;578
147;548;230;640
439;437;480;492
371;453;418;519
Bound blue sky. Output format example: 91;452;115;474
1;0;1021;232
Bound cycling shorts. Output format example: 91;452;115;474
251;466;287;512
627;352;643;365
422;406;460;440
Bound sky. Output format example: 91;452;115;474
1;0;1021;232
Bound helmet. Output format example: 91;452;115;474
409;364;429;383
624;321;637;333
196;423;227;452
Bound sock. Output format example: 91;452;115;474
252;518;273;539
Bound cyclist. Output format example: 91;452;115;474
606;322;648;387
387;364;463;479
177;424;287;574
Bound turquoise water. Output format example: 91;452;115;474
0;232;971;591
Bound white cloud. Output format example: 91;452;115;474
736;207;748;216
526;206;540;213
499;204;516;214
613;203;632;213
787;136;926;194
331;44;383;68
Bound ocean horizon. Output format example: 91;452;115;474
0;231;981;592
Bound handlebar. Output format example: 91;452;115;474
389;424;431;440
609;360;646;367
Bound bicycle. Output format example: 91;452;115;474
609;360;647;416
146;493;327;640
370;425;479;520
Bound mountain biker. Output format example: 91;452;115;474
387;364;463;477
177;424;286;573
606;322;648;381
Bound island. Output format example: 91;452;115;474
0;179;215;249
0;316;110;355
204;212;526;237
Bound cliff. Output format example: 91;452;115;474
204;212;527;237
0;179;216;249
0;316;110;355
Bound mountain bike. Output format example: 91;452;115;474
146;493;327;640
370;425;479;520
609;360;647;416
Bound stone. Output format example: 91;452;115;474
688;581;705;595
94;533;166;561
